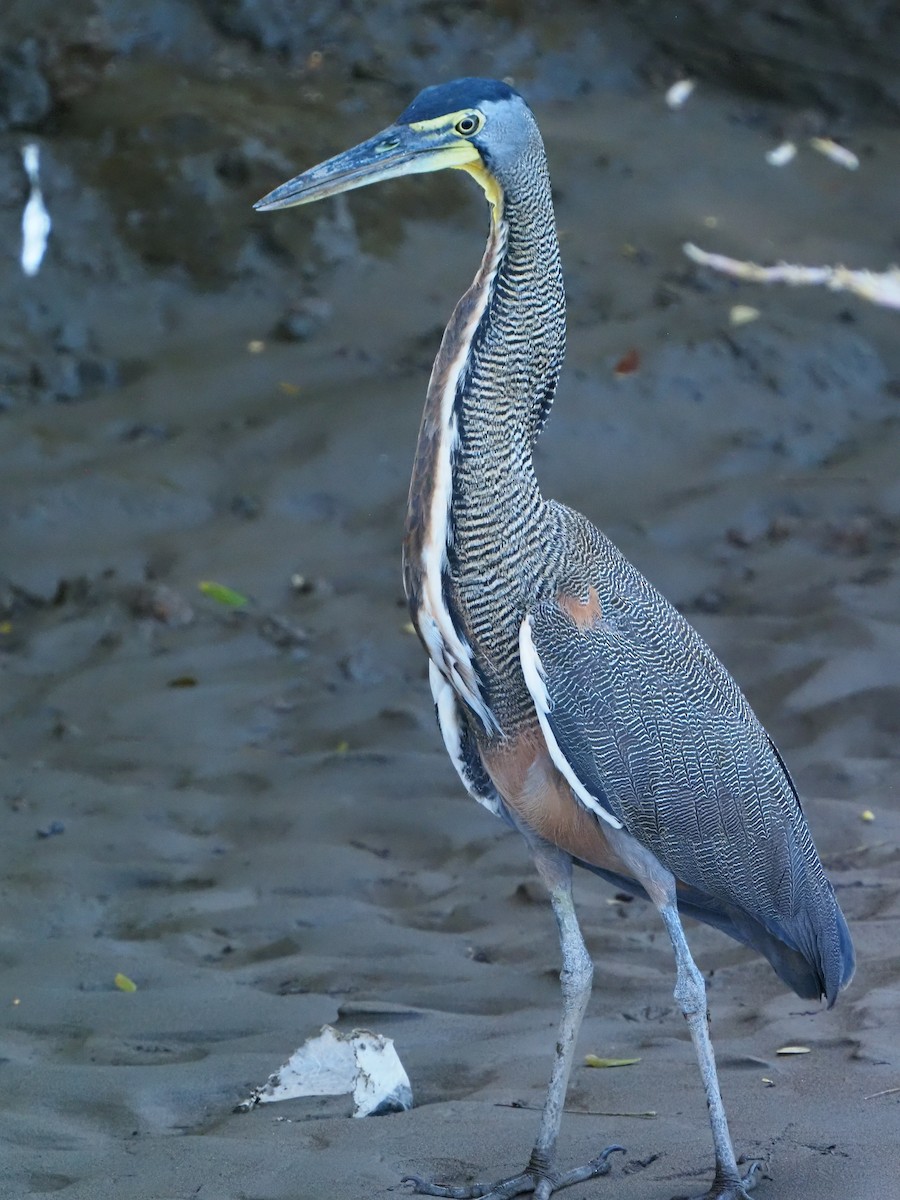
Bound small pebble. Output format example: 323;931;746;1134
665;79;695;109
36;820;65;839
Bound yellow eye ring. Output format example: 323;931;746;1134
455;114;481;137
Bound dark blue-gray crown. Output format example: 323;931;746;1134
397;78;523;125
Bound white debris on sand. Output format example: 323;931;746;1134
21;143;51;277
665;79;695;109
684;242;900;311
809;137;860;170
236;1025;413;1118
765;140;797;167
729;304;760;326
765;136;858;170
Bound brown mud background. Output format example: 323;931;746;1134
1;4;898;1198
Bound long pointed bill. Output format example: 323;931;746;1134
254;124;480;211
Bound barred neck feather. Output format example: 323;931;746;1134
403;128;566;734
453;147;565;525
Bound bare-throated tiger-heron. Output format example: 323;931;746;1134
255;78;854;1200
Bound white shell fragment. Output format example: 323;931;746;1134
809;137;859;171
665;79;696;109
236;1024;413;1118
729;305;760;326
765;141;797;167
684;242;900;311
20;143;51;277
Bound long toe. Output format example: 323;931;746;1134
404;1146;625;1200
401;1176;496;1199
550;1145;625;1191
671;1188;752;1200
402;1172;533;1199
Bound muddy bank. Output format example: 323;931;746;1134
1;5;899;1200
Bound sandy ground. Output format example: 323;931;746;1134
2;14;899;1200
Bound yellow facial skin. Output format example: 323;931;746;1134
407;110;503;217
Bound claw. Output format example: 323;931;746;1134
554;1145;625;1188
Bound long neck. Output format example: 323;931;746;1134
468;167;565;443
402;154;565;734
404;156;564;573
451;161;565;534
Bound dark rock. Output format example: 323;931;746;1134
36;819;66;838
123;582;195;627
273;297;332;342
0;41;53;131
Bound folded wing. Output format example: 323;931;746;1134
519;514;853;1004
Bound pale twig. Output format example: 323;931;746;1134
684;243;900;311
495;1102;656;1119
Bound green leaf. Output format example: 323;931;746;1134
114;973;137;992
584;1055;640;1069
198;580;248;608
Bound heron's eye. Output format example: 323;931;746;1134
454;114;482;137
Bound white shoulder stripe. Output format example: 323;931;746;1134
429;661;502;818
416;223;507;740
518;616;623;830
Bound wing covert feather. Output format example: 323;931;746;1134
522;509;851;1000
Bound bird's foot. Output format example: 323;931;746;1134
670;1158;763;1200
403;1144;624;1200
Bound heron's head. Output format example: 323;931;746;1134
254;78;539;218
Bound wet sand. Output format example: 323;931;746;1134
2;13;899;1200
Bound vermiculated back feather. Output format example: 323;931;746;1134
526;504;854;1004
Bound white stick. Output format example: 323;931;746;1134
684;242;900;311
21;142;51;277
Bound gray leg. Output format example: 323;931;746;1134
529;844;599;1176
404;843;622;1199
658;903;760;1200
601;821;760;1200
